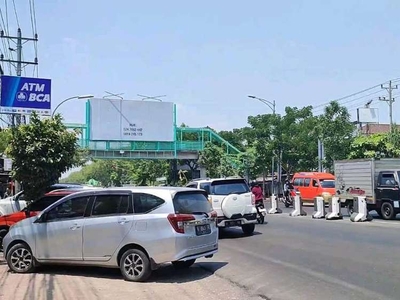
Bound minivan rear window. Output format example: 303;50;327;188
173;192;212;214
210;179;250;195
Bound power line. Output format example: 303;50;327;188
11;0;19;28
29;0;38;77
312;78;400;111
313;89;386;114
28;0;35;37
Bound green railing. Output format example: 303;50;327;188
66;123;241;155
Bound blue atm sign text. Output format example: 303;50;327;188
0;75;51;115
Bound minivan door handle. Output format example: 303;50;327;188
118;217;129;224
69;223;81;230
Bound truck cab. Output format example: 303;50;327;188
375;171;400;219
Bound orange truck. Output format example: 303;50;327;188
291;172;336;202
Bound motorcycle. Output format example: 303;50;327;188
255;201;267;224
283;188;297;208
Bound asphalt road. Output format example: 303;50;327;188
2;202;400;300
198;205;400;300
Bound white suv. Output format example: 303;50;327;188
187;177;257;235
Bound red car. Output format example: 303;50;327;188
0;189;80;250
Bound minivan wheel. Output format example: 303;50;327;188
172;259;196;269
120;248;151;282
242;223;255;235
6;243;36;273
381;202;396;220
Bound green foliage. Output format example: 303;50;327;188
218;128;248;151
62;159;170;187
274;106;319;173
198;142;235;178
247;106;321;174
7;113;84;201
348;131;400;159
178;123;198;141
318;101;355;169
231;147;258;179
0;129;11;155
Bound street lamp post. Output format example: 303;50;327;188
248;95;277;197
248;95;276;114
51;94;94;118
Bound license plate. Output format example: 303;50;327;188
225;220;242;227
195;224;211;236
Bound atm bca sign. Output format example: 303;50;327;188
17;83;50;102
0;75;51;115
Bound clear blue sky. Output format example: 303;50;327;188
3;0;400;130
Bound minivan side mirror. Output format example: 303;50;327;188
34;213;47;223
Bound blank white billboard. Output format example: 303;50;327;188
89;99;174;141
357;107;379;123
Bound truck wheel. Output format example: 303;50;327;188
381;202;396;220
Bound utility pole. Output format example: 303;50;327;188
380;80;398;132
0;28;38;126
0;28;38;194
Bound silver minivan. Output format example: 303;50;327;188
2;187;218;282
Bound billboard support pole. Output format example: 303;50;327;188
85;101;91;147
173;104;177;158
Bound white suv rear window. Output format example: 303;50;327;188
210;179;250;195
173;192;212;214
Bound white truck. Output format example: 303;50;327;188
334;158;400;220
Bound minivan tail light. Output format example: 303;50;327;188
167;214;195;234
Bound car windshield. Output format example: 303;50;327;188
320;179;335;188
173;191;212;214
210;179;250;195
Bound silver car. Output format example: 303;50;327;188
2;187;218;282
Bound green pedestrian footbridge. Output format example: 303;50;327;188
65;123;241;160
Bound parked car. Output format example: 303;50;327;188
2;187;218;282
186;177;257;235
0;183;86;216
0;189;85;251
292;172;336;202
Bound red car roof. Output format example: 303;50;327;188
46;189;83;195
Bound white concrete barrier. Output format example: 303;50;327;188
289;194;307;217
312;196;326;219
268;195;282;214
350;196;372;222
325;196;343;220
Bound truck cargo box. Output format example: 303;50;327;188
334;158;400;204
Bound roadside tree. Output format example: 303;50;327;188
7;113;85;201
318;101;355;170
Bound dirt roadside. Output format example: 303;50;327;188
0;254;264;300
